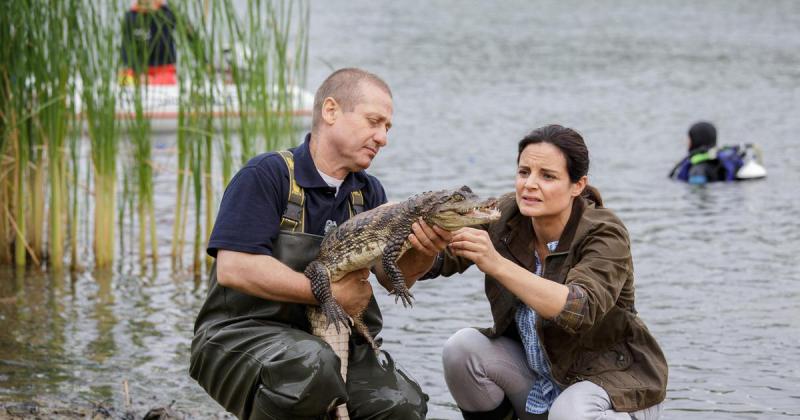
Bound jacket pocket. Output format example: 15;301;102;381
601;367;645;390
567;342;633;378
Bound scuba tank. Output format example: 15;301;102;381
734;143;767;179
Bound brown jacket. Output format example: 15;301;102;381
438;194;668;411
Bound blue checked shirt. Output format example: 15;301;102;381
515;240;560;414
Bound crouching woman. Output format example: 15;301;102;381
432;125;668;419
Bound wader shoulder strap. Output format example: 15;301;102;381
277;150;366;229
349;190;365;217
277;150;305;232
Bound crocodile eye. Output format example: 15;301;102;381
452;194;464;201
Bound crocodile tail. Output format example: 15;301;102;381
352;314;379;353
307;306;351;420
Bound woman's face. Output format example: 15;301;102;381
515;142;585;219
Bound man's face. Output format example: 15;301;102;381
329;82;393;172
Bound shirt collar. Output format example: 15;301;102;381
292;133;367;194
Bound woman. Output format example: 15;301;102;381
434;125;668;419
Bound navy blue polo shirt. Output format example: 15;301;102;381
207;134;388;258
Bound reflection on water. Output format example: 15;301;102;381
3;0;800;418
0;263;228;417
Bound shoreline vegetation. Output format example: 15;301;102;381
0;0;309;277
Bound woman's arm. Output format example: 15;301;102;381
557;224;632;333
451;220;633;333
449;227;569;318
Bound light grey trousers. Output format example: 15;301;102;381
442;328;663;420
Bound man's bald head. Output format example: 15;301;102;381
311;68;392;132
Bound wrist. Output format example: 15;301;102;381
484;255;505;278
402;248;434;272
419;252;444;280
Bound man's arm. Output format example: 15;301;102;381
216;249;372;316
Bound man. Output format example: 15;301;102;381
120;0;178;84
669;121;727;184
190;68;449;419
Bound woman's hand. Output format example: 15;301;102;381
449;227;503;275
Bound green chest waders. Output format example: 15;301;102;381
269;151;378;336
194;151;369;334
190;151;427;419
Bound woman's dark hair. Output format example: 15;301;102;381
517;124;603;207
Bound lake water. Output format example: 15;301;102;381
2;0;800;419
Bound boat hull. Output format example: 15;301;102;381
74;81;313;133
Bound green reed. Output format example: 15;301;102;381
2;0;95;269
170;99;188;267
76;1;123;269
165;0;309;272
2;2;39;267
0;0;309;274
0;5;17;265
173;0;214;272
68;116;80;271
40;1;78;270
26;5;46;265
121;7;159;266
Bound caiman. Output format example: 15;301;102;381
304;185;500;420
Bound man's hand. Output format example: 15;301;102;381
408;218;451;256
330;268;373;316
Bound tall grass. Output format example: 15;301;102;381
77;1;122;269
39;0;77;271
167;0;310;272
0;0;309;274
26;5;47;264
68;116;81;271
3;0;99;269
1;5;19;265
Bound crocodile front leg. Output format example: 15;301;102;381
381;236;414;307
305;260;351;333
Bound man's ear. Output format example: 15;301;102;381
321;97;339;125
571;175;588;197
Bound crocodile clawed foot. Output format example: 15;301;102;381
390;287;414;308
321;300;352;334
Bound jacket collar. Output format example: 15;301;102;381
503;206;536;271
554;196;586;253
